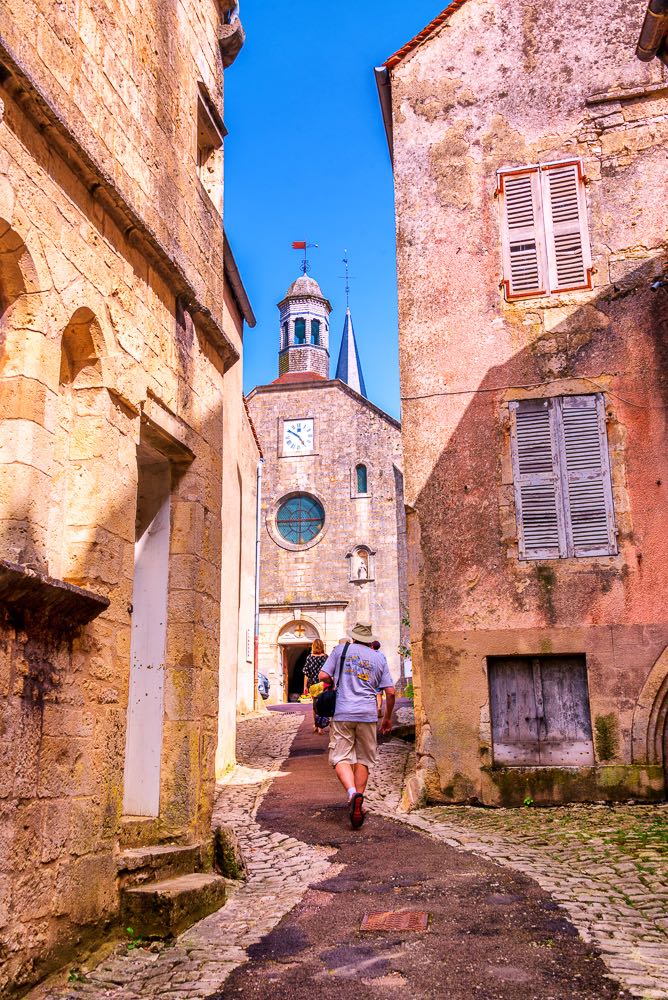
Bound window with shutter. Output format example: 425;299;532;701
510;399;566;559
498;159;592;300
510;394;617;560
499;169;546;299
559;395;617;556
541;162;592;293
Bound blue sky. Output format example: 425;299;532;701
224;1;444;420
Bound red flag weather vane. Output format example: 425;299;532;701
292;241;318;275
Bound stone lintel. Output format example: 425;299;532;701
0;559;110;628
0;36;240;371
260;601;349;611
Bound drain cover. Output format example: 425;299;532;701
361;911;429;932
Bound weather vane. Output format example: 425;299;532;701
291;240;319;275
341;250;355;309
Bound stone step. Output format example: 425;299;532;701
121;873;236;939
117;843;206;888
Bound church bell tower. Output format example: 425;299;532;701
277;275;332;379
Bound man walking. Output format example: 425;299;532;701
319;622;395;829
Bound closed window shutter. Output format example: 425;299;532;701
541;162;592;292
499;170;546;298
558;395;617;556
510;399;566;559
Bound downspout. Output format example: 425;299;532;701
253;457;263;709
374;66;394;166
636;0;668;62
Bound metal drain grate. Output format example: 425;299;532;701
360;911;429;932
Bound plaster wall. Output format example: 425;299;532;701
247;381;407;697
389;0;668;803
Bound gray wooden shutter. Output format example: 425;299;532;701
558;394;617;557
510;399;566;559
541;161;592;292
499;169;546;299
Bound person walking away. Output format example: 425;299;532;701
319;622;395;829
303;639;329;733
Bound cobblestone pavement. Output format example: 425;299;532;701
28;710;667;1000
31;711;340;1000
368;738;668;1000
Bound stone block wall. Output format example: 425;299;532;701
0;1;251;989
387;0;668;803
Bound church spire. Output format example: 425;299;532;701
335;307;367;398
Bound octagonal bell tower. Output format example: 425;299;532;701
277;275;332;379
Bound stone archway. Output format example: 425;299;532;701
277;619;321;703
632;645;668;768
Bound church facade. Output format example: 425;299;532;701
246;273;407;703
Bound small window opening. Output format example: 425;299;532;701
196;86;225;214
294;318;306;344
311;319;321;345
282;322;288;348
356;464;368;494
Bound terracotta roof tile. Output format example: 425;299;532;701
271;371;327;385
384;0;471;70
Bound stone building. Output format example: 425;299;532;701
0;0;257;991
376;0;668;806
246;273;407;703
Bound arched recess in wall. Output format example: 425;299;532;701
0;221;49;568
50;307;109;585
631;645;668;766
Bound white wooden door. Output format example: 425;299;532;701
123;494;170;816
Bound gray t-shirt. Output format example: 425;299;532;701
322;642;394;723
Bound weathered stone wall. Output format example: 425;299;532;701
0;1;251;990
216;321;260;771
247;381;406;701
389;0;668;803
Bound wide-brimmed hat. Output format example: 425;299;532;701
350;622;379;645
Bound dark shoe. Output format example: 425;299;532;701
350;793;365;829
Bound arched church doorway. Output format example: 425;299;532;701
278;619;320;703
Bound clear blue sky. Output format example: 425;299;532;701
224;1;444;421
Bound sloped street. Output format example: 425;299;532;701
34;708;668;999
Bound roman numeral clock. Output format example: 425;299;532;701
282;418;314;455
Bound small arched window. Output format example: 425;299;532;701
311;319;321;345
356;464;368;494
282;322;288;348
294;318;306;344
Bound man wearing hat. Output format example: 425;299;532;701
319;622;395;829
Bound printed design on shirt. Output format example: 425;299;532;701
342;654;377;687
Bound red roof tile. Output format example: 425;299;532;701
385;0;471;70
271;371;327;385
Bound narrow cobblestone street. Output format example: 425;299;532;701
31;706;668;1000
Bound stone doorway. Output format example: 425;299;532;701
283;645;310;702
277;619;320;703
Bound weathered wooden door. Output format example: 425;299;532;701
489;656;594;766
123;452;171;817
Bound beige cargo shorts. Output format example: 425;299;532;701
328;720;378;768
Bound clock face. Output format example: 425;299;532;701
283;418;314;455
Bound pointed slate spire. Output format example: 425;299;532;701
335;308;367;398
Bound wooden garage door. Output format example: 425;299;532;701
489;656;594;766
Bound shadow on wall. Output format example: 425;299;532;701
0;228;230;991
410;255;668;771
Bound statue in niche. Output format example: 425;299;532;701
356;550;369;580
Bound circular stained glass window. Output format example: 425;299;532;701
276;494;325;545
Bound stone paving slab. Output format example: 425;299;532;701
366;739;668;1000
